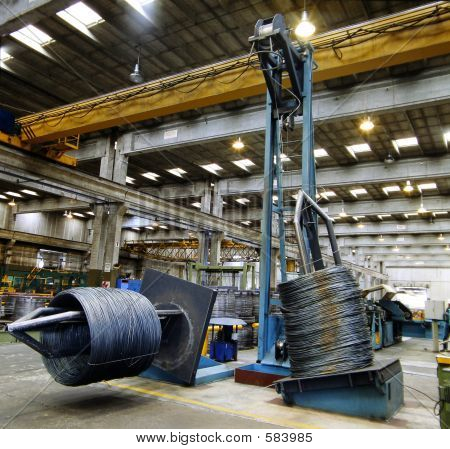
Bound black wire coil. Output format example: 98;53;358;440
279;266;373;378
41;288;161;386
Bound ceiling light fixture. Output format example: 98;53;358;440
5;191;22;198
167;168;187;178
57;2;103;39
232;137;245;151
8;198;15;207
129;45;144;84
142;172;160;181
403;180;414;193
417;195;427;214
378;235;385;242
20;189;38;196
314;148;329;158
384;153;395;164
382;185;400;196
437;233;445;241
339;201;347;218
200;163;223;175
295;10;316;40
445;245;450;251
67;210;73;219
232;159;255;171
392;245;400;252
359;117;374;132
126;176;135;184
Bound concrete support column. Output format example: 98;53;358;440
99;136;115;180
197;232;208;264
113;134;131;185
99;133;130;185
212;183;223;218
87;203;126;286
103;203;128;285
200;181;212;214
210;231;224;265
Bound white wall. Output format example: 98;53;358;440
0;202;9;228
386;266;450;300
14;212;88;242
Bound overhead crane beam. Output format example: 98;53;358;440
17;2;450;144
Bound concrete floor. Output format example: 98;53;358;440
0;338;441;429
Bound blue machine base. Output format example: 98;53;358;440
275;358;404;420
140;356;234;386
402;320;446;339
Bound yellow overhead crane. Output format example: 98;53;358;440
3;2;450;165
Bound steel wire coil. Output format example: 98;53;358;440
279;266;373;378
41;288;161;386
11;295;50;321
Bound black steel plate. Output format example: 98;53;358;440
140;269;217;385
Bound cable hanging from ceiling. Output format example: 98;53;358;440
18;3;450;128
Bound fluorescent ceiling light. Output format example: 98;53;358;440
57;2;103;39
11;25;54;52
350;188;368;198
274;154;291;163
167;168;186;178
191;202;201;208
382;185;400;195
20;189;38;196
123;0;154;18
273;195;278;202
232;159;255;171
5;191;22;197
403;213;419;218
0;194;8;199
415;261;424;265
434;211;447;215
377;214;391;220
291;193;298;200
0;48;12;62
132;227;141;231
126;176;135;184
145;226;154;230
320;190;336;198
72;212;85;218
142;172;160;181
159;225;168;229
200;163;223;175
346;143;371;158
241;220;251;226
444;132;450;143
393;137;418;149
417;182;437;191
235;198;250;205
86;211;95;216
314;148;329;158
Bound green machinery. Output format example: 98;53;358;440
0;266;87;294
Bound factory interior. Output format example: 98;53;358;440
1;0;450;433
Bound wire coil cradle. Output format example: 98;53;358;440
279;265;373;378
41;288;161;386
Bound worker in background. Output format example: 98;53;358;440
443;303;450;351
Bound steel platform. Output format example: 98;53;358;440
274;358;404;420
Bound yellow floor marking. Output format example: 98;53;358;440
106;381;320;429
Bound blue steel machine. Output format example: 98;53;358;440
236;14;404;420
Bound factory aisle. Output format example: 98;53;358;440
0;338;439;429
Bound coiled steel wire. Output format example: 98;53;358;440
279;266;373;378
41;288;161;386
